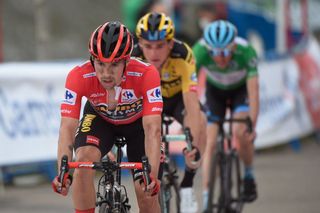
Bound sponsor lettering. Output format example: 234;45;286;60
95;100;143;120
86;135;100;146
152;107;162;112
127;71;143;77
79;164;94;168
0;86;60;138
120;163;137;168
81;114;96;132
90;92;105;98
61;109;72;114
161;78;182;90
83;72;96;78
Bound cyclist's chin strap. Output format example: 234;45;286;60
75;208;95;213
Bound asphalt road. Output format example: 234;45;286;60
0;138;319;213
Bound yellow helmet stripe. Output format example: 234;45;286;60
143;13;151;31
158;13;166;31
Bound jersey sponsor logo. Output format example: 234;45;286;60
121;89;138;102
83;72;96;78
151;107;163;112
162;78;182;91
86;135;100;146
127;71;143;77
81;114;96;132
191;72;198;82
90;92;105;98
61;109;72;114
147;86;162;103
63;89;77;105
95;100;143;120
163;72;170;80
206;69;247;86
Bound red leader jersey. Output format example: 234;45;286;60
60;57;163;125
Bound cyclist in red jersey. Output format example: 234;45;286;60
51;21;162;213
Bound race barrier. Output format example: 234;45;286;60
0;38;320;167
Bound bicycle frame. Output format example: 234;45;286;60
205;117;252;213
59;137;151;213
160;116;193;213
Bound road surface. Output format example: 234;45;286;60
0;138;319;213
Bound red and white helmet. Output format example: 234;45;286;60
89;21;133;62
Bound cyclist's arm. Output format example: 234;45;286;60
57;117;79;171
181;43;202;151
142;114;162;178
183;91;202;149
247;76;259;127
246;46;259;128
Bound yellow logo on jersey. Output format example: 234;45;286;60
81;114;96;132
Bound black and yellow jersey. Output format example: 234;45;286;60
132;39;198;98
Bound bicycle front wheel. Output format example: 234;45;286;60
229;151;243;213
99;202;112;213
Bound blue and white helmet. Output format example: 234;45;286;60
204;20;237;49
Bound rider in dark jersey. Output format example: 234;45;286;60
193;20;259;208
52;21;162;213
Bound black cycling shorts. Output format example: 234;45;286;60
163;92;205;124
74;101;145;163
205;83;249;123
163;93;185;124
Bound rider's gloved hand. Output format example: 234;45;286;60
183;145;201;170
52;173;73;196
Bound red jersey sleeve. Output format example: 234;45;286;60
142;65;163;116
60;66;85;119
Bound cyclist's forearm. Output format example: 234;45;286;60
57;134;74;172
57;118;78;171
183;92;202;148
247;77;259;127
145;135;161;178
143;115;161;178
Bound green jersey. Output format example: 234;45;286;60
192;37;258;90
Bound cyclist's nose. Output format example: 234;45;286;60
101;65;114;77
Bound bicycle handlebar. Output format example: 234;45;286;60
58;155;152;187
67;160;143;171
161;128;193;151
141;156;151;188
58;155;69;193
218;117;253;133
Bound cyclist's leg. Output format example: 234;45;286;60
231;85;257;201
202;83;227;209
123;118;161;213
231;85;254;173
72;102;115;211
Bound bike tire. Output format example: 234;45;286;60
99;202;111;213
223;154;233;213
204;152;220;213
230;151;243;213
172;175;181;213
160;182;171;213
